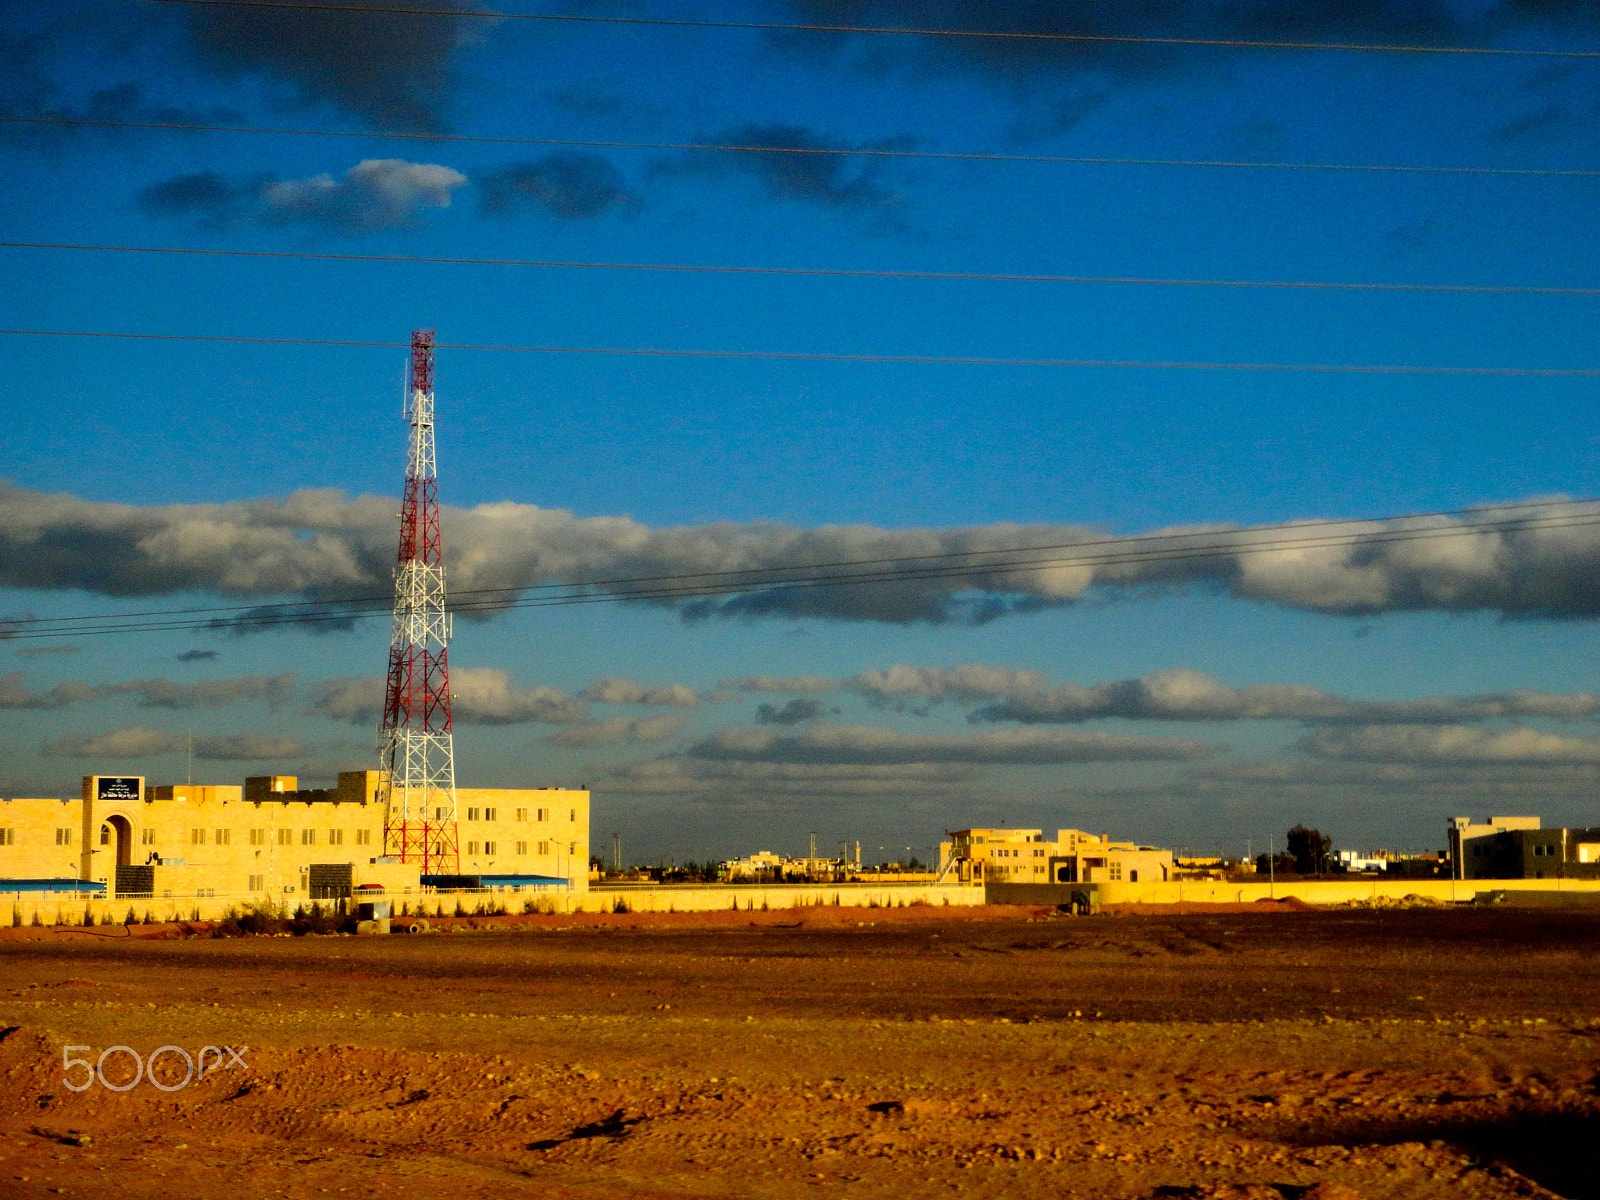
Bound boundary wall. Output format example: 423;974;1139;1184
987;876;1600;907
585;882;984;913
0;881;984;927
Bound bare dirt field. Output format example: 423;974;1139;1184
2;901;1599;1200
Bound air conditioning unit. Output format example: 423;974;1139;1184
283;885;296;894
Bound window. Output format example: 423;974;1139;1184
569;842;576;856
1108;862;1124;881
55;828;74;846
190;829;206;845
467;840;481;855
0;828;14;846
569;809;576;822
516;840;527;855
538;840;550;856
355;829;372;846
276;828;292;846
215;829;231;846
141;829;154;845
248;874;264;891
466;807;481;822
484;840;497;855
484;807;497;822
328;829;345;846
537;807;549;822
301;829;315;846
99;825;110;846
515;808;527;822
434;807;446;821
249;829;266;846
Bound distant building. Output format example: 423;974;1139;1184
1335;849;1388;872
1448;815;1600;880
721;851;848;881
941;828;1175;886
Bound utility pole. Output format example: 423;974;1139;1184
379;330;459;875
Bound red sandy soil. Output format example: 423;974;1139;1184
2;903;1598;1200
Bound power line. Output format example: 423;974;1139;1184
4;327;1599;375
8;499;1600;640
7;241;1597;297
5;114;1596;179
140;0;1600;58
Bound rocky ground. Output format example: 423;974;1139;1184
1;901;1597;1199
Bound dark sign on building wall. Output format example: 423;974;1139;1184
96;777;141;802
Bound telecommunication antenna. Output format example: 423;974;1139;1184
379;329;459;873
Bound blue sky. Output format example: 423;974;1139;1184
4;0;1600;865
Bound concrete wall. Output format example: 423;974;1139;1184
986;876;1600;907
580;883;986;914
0;881;984;927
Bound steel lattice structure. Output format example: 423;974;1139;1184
379;329;459;873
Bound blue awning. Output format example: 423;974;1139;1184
0;878;106;894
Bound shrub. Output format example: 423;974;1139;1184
236;902;286;936
9;907;21;928
30;911;43;927
124;907;138;925
82;905;94;927
612;897;631;914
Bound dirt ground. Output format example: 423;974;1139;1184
1;900;1598;1200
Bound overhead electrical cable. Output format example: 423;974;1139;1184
5;242;1596;297
3;328;1598;376
139;0;1600;58
5;115;1594;179
7;499;1600;640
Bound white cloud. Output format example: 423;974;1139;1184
1302;724;1600;765
45;727;306;759
546;714;689;747
594;755;979;797
0;671;294;711
579;677;698;707
263;159;467;232
721;674;840;693
688;723;1220;765
849;664;1047;704
8;486;1600;625
309;668;589;726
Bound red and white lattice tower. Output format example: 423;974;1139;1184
379;329;459;873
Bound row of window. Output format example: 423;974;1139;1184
191;828;375;847
461;840;575;857
463;807;577;823
3;821;575;849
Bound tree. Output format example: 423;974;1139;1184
1286;825;1332;875
1255;851;1294;876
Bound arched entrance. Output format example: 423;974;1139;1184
100;815;133;868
